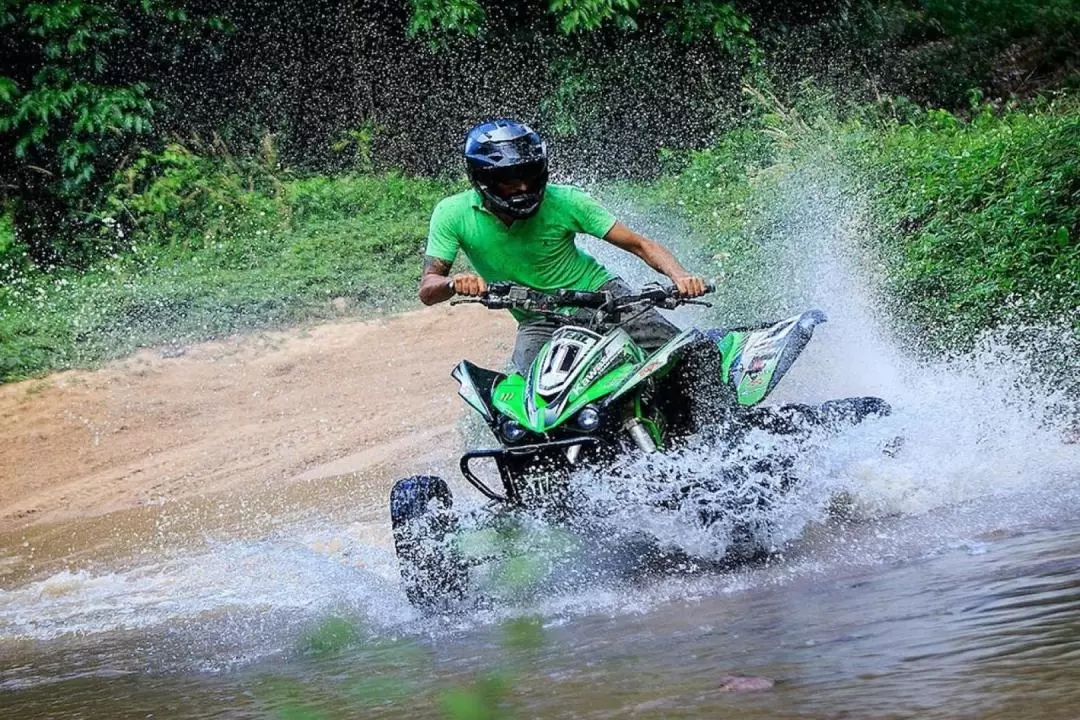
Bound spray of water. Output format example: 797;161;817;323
753;156;1080;518
559;148;1080;566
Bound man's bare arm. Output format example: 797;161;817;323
602;221;707;297
418;256;487;305
419;256;454;305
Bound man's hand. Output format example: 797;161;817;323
450;273;488;297
670;273;708;298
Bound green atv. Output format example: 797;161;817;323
389;282;890;610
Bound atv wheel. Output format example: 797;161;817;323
390;475;469;611
818;396;891;427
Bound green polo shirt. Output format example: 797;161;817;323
425;184;617;320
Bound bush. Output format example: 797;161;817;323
101;139;288;263
853;100;1080;343
0;206;20;271
629;88;1080;348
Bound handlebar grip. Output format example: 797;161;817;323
485;281;514;297
638;285;670;302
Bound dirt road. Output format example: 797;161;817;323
0;305;514;538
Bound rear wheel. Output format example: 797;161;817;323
389;475;469;611
818;396;891;426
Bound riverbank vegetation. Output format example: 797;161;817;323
632;90;1080;349
2;0;1078;380
0;160;456;381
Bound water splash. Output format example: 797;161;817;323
562;155;1080;561
750;157;1080;518
0;526;411;647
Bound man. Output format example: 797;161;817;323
419;118;709;373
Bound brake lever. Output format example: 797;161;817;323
658;297;713;310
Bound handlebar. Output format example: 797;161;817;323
450;281;714;319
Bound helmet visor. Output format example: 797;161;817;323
476;160;547;199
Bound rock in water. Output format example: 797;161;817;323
718;675;775;692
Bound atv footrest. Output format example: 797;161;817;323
460;437;598;503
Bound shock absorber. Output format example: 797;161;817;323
624;418;657;453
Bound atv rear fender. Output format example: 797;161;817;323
709;310;827;406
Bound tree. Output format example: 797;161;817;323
0;0;221;266
407;0;755;50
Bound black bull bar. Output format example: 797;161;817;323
460;436;599;503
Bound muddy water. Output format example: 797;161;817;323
4;310;1080;720
3;466;1080;719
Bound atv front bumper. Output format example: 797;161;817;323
460;436;598;503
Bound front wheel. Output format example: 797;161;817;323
390;475;469;611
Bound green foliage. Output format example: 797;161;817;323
408;0;486;37
915;0;1080;38
0;0;220;266
329;120;380;173
550;0;641;33
886;0;1080;104
852;99;1080;342
3;0;1077;277
663;0;754;51
538;59;601;137
0;207;14;259
405;0;754;47
0;162;458;382
103;137;287;260
630;87;1080;346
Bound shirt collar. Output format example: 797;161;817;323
470;189;531;227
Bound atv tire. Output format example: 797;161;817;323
390;475;469;611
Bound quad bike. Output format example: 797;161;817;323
389;282;890;610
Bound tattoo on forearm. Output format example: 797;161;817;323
423;255;453;276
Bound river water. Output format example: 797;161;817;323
4;300;1080;719
3;467;1080;719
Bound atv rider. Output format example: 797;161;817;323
418;118;709;374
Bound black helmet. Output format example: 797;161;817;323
464;119;548;219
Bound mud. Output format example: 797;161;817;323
0;306;513;538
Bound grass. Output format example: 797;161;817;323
4;92;1079;382
623;88;1080;349
849;101;1080;344
0;169;463;382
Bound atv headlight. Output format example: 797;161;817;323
576;405;601;432
500;419;528;442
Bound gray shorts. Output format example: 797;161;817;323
511;278;681;374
